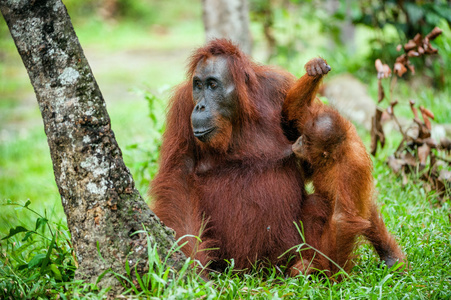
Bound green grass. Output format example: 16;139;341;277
2;182;450;299
1;8;451;299
1;89;450;299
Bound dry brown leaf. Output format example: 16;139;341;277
422;116;431;131
439;137;451;151
420;106;434;130
433;178;447;198
404;40;417;51
418;122;431;140
396;54;408;64
394;62;407;77
425;45;438;54
421;35;439;54
420;106;435;120
387;155;404;173
401;152;417;167
376;28;447;199
418;46;425;55
410;100;419;118
423;37;430;50
375;59;391;79
375;59;383;72
413;33;422;45
423;138;438;148
407;50;419;57
406;123;420;140
418;143;431;166
426;27;443;40
412;117;431;140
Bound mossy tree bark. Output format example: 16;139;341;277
0;0;185;291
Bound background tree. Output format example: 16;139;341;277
202;0;253;54
0;0;185;291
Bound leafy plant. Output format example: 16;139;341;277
370;27;450;201
0;200;76;298
106;228;206;298
348;0;451;83
350;0;451;41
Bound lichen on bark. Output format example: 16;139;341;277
0;0;185;290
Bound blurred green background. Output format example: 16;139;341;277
1;0;450;231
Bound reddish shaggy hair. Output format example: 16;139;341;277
151;39;405;276
151;39;304;270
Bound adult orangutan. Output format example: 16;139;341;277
150;39;404;275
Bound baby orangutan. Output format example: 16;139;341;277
290;106;405;275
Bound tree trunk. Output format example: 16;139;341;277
0;0;185;291
323;0;356;53
202;0;253;55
